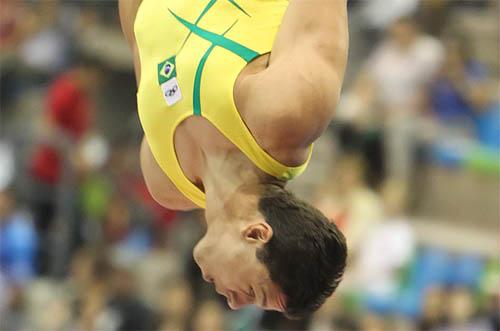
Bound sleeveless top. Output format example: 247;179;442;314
134;0;312;208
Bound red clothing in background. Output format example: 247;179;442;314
46;74;90;139
31;73;90;184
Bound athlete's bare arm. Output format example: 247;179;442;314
241;0;348;159
119;0;142;84
119;0;198;211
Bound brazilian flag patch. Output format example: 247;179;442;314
158;56;177;84
157;56;182;106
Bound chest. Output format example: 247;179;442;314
171;115;243;183
164;52;273;181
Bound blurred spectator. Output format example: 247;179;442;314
18;0;69;79
0;188;37;286
429;37;488;123
316;154;383;253
157;279;193;331
387;316;418;331
471;83;500;150
0;0;25;53
359;313;387;331
0;142;15;191
479;260;500;331
379;18;442;181
30;57;101;186
419;286;447;330
366;16;444;110
104;194;152;266
359;0;419;46
485;293;500;331
70;247;98;294
75;4;132;71
192;300;226;331
417;0;452;36
0;0;26;109
135;229;182;308
29;57;101;274
24;280;72;331
70;247;156;331
0;284;27;331
439;287;491;331
103;195;135;244
70;248;112;330
106;266;157;331
349;16;444;181
355;179;415;297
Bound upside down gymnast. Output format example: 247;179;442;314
119;0;348;318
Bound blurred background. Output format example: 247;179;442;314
0;0;499;330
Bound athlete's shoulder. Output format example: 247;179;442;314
240;54;341;154
242;0;347;149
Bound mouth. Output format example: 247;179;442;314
226;290;238;310
214;286;234;308
213;284;247;310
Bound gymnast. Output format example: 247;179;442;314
120;0;348;318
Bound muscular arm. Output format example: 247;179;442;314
119;0;142;84
245;0;349;154
271;0;349;67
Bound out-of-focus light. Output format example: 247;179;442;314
0;142;15;191
81;135;109;170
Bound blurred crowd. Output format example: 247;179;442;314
0;0;498;331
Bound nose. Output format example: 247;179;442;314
193;248;201;265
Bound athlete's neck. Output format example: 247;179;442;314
202;151;283;224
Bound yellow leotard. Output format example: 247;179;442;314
135;0;312;208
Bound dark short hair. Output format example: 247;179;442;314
256;184;347;319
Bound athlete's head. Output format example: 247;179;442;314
193;184;347;319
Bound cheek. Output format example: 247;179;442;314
227;250;258;277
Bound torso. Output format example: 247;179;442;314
153;53;304;196
174;53;283;185
124;0;348;209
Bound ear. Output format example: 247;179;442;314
242;222;273;244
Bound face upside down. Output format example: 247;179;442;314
194;184;347;319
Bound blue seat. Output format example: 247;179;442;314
449;254;484;288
